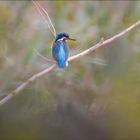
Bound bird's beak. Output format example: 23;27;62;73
67;37;76;41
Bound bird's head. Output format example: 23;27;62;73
55;32;76;42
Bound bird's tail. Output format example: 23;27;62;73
58;45;68;68
58;58;66;68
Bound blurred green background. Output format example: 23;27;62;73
0;1;140;139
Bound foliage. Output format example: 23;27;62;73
0;1;140;139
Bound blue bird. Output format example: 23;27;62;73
52;32;76;68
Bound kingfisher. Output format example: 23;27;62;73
52;32;76;68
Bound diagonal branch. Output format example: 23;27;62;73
0;19;140;106
69;20;140;61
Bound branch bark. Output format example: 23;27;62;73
0;19;140;106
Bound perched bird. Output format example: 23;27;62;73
52;32;76;68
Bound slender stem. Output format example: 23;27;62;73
0;19;140;106
32;0;56;37
33;48;55;63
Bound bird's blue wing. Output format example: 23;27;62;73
62;41;69;61
52;42;60;61
52;41;69;68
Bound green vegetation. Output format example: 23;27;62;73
0;1;140;139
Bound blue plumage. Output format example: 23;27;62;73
52;32;75;69
52;40;68;68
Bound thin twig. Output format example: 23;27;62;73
32;0;56;37
0;19;140;106
33;48;55;63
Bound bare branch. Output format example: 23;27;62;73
69;20;140;61
0;64;56;106
32;0;56;37
0;19;140;106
